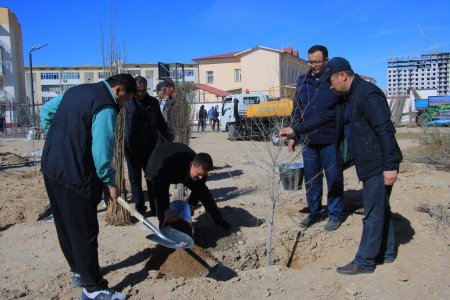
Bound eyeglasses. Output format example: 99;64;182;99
307;60;324;65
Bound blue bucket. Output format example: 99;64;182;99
278;162;304;191
163;200;193;237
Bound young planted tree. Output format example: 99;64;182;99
99;3;131;226
227;72;339;267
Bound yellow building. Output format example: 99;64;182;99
0;7;26;126
193;46;309;98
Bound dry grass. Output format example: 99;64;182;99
405;127;450;171
416;203;450;228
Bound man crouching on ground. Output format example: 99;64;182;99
145;142;231;230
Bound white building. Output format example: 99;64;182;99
25;64;197;105
387;52;450;97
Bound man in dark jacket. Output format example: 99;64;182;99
321;57;403;275
40;74;136;300
145;142;230;230
286;45;344;231
125;76;173;215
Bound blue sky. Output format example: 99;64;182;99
2;0;449;89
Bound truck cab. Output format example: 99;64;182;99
219;93;269;132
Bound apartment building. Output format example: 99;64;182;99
387;52;450;97
25;64;197;105
193;46;309;99
0;7;26;122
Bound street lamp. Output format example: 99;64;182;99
29;43;48;130
29;43;48;173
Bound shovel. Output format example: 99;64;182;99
117;197;194;249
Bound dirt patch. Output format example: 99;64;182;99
1;134;450;299
0;169;48;228
157;246;216;278
0;153;28;164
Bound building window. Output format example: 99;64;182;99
61;72;80;80
98;71;112;79
40;72;59;80
126;69;141;77
206;71;213;84
234;69;241;82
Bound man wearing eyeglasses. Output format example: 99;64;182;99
282;45;344;232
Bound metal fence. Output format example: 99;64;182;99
0;102;43;138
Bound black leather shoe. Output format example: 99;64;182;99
298;214;321;229
336;262;374;275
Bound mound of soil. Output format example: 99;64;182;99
0;153;28;164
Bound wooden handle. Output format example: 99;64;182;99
117;197;144;222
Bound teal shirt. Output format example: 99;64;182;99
40;81;118;186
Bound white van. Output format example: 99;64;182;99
219;93;269;132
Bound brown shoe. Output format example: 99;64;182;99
336;262;374;275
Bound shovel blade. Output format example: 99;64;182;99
146;226;194;249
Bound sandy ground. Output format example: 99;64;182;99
0;128;449;299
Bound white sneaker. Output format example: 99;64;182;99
81;288;126;300
43;214;54;223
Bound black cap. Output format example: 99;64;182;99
319;57;352;83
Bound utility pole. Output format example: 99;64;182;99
29;43;48;174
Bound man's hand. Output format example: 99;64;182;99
105;186;119;203
279;127;295;140
164;209;179;224
383;170;398;186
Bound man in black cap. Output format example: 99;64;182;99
317;57;402;275
145;142;231;230
124;76;173;215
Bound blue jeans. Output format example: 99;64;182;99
302;143;344;221
353;173;396;270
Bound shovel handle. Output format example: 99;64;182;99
117;197;166;238
117;197;144;222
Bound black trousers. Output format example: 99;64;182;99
125;146;156;212
44;176;107;291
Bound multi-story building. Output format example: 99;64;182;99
0;7;26;126
193;46;309;99
25;64;197;105
387;52;450;97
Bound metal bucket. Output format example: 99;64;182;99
163;200;193;237
278;162;304;191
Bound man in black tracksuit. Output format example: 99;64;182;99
322;57;403;275
125;76;173;215
144;142;230;230
40;74;136;300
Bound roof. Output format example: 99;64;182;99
192;46;302;63
192;52;241;62
192;83;231;97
